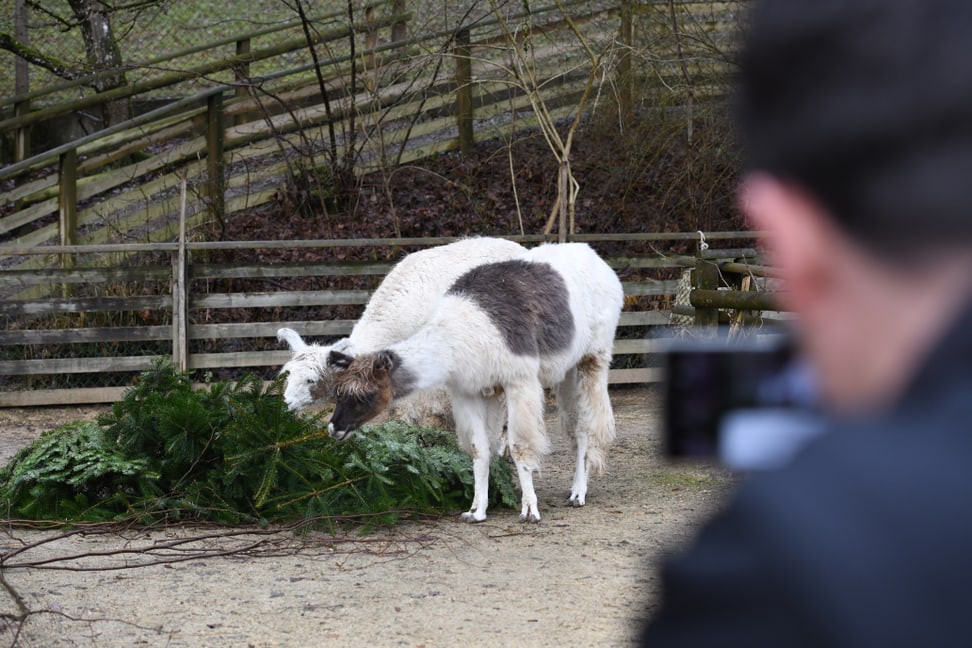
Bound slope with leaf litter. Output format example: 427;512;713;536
222;116;745;250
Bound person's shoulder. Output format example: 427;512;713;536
651;408;972;646
742;399;972;539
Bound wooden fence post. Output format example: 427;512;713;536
365;4;379;70
172;176;189;372
391;0;407;43
693;253;720;328
13;102;30;163
234;38;251;127
455;28;474;156
206;93;226;227
14;0;30;162
58;148;78;252
618;0;633;118
668;0;694;145
57;148;78;296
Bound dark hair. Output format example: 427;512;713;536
738;0;972;255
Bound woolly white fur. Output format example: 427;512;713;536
330;242;624;523
277;237;524;414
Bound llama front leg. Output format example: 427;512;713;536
451;393;492;523
506;381;550;523
515;462;539;522
460;441;491;523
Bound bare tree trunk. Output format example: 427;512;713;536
67;0;130;126
14;0;30;162
490;0;605;239
14;0;29;95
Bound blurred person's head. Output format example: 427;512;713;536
737;0;972;414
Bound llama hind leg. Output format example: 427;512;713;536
506;381;551;523
451;393;492;523
568;422;590;507
572;352;616;504
555;370;588;507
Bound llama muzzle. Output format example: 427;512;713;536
327;421;355;441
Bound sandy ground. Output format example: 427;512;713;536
0;386;733;648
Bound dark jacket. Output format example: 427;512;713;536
640;303;972;647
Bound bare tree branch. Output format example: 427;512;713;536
24;0;74;29
0;32;86;81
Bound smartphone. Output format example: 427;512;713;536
661;332;822;470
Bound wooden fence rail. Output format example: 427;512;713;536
1;2;748;406
0;231;776;407
1;1;740;278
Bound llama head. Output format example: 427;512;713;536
277;328;346;411
327;349;399;440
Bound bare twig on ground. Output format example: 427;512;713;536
0;512;448;644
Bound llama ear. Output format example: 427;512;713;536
277;328;307;351
328;350;353;369
375;350;398;372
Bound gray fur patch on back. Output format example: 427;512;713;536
447;259;574;356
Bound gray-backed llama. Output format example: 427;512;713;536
329;242;623;522
277;237;524;424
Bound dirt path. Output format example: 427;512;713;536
0;387;732;647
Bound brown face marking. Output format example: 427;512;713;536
447;260;574;357
329;353;396;433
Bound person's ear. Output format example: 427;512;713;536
739;173;840;311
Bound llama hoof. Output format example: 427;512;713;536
518;511;541;523
566;490;587;507
567;496;586;507
459;511;486;523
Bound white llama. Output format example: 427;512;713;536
328;242;623;523
277;237;525;422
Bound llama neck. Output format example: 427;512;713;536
388;327;453;397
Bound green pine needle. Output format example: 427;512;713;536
0;360;518;528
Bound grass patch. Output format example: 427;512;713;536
651;469;727;492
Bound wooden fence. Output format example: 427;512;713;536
0;1;749;407
1;1;741;277
0;231;775;407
